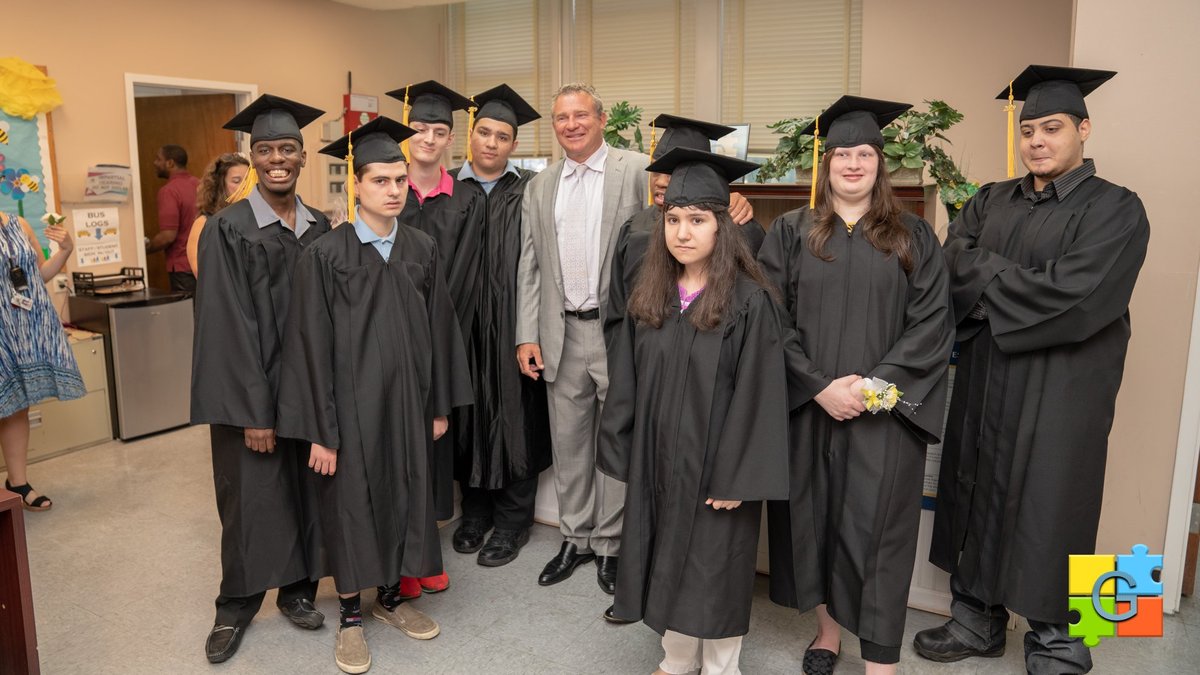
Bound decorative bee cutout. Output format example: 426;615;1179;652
0;121;9;144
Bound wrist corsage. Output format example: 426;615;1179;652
859;377;908;414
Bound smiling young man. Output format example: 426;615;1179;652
915;66;1150;675
447;84;552;568
191;94;329;664
278;116;472;674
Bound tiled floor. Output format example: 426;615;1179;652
7;424;1198;673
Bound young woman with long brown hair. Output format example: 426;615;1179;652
598;147;794;675
185;152;250;276
759;96;955;675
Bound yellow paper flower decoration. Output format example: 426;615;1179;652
0;57;63;119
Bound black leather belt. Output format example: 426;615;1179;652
565;308;600;321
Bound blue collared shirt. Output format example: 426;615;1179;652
246;186;317;239
352;214;397;260
457;160;521;195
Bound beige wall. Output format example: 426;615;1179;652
1073;0;1200;563
10;0;446;284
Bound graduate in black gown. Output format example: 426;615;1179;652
276;116;473;674
191;94;329;664
758;96;954;674
598;147;790;675
605;114;763;346
447;84;552;566
914;66;1150;675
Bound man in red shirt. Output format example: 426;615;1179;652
146;144;201;292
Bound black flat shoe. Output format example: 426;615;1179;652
278;597;324;630
913;623;1005;662
538;542;595;586
603;604;636;624
596;556;618;595
452;517;493;554
205;624;244;663
478;528;530;567
802;637;839;675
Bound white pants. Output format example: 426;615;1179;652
659;630;744;675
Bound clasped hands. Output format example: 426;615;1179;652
814;374;874;421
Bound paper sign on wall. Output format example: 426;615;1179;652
71;207;122;267
83;165;132;202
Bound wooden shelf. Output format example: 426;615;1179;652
733;182;935;228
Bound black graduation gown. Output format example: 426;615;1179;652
450;167;552;489
401;178;487;518
190;198;330;597
604;204;766;346
759;208;954;649
276;222;473;592
930;176;1149;624
597;279;791;639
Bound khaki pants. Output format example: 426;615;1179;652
660;630;744;675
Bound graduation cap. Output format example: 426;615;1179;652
318;116;416;224
646;147;758;208
472;83;541;131
386;80;473;128
801;95;911;208
643;114;737;205
222;94;324;203
223;93;324;145
998;65;1117;177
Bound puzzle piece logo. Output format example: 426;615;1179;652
1068;544;1163;647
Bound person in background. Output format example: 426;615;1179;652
145;143;201;292
0;211;79;511
186;152;250;276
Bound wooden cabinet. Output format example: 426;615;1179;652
21;333;113;466
735;182;935;228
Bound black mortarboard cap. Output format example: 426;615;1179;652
997;65;1117;121
223;94;324;145
318;116;415;172
473;84;540;130
649;114;737;161
386;80;473;128
646;147;758;207
801;95;911;149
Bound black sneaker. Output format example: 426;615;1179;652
452;518;493;554
477;528;531;567
278;597;324;630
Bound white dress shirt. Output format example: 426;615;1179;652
554;143;608;311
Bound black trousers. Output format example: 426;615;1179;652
947;575;1093;674
169;271;196;293
214;577;319;628
459;476;538;531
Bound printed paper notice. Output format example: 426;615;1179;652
72;207;122;267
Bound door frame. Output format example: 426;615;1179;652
123;73;257;274
1164;263;1200;613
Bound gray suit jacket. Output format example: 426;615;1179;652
515;145;649;382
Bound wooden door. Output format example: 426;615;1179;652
134;94;237;289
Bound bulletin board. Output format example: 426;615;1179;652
0;65;62;255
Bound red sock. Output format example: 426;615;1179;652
397;576;422;599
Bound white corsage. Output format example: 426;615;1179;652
40;211;66;226
858;377;910;414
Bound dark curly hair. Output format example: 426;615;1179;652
196;153;250;216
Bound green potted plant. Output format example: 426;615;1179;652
604;101;645;153
755;116;816;183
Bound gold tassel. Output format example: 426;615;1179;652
1005;80;1016;178
346;132;356;224
227;165;257;203
400;85;412;163
809;116;820;209
646;122;657;206
466;98;477;164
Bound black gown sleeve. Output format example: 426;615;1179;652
446;188;487;333
706;291;791;501
867;218;955;444
276;247;341;449
942;183;1009;324
739;218;767;255
603;219;635;349
596;311;638;483
756;212;835;408
426;241;474;417
190;216;274;429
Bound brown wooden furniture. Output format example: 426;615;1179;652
734;182;934;227
0;489;39;675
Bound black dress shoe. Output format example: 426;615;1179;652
452;517;493;554
912;623;1005;662
596;556;618;595
205;624;244;663
278;597;324;630
538;542;595;586
802;637;839;675
478;527;531;567
603;604;636;624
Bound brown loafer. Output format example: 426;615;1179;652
334;625;371;674
371;601;440;640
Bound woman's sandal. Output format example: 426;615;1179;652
802;636;840;675
5;480;52;511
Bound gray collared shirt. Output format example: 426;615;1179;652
458;160;521;195
246;186;317;239
1019;158;1096;204
352;214;397;260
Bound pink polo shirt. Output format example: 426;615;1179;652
409;166;455;205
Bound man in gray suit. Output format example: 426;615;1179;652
515;83;648;594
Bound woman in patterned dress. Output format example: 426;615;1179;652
0;211;83;510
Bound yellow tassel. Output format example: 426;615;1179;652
809;116;820;209
346;132;356;224
400;85;411;163
465;98;477;164
226;165;257;203
1005;80;1016;179
646;122;657;206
